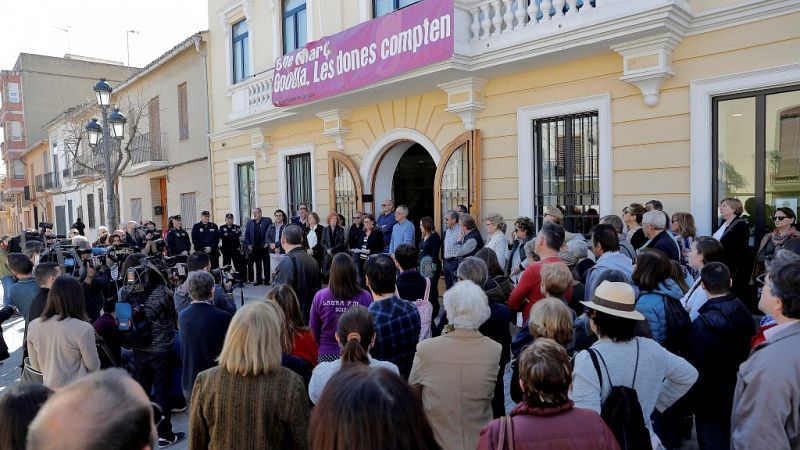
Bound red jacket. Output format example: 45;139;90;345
477;401;620;450
508;257;573;322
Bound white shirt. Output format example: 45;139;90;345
307;225;318;248
308;356;399;404
485;230;509;269
712;221;729;241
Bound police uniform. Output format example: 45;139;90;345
219;214;244;273
191;212;220;269
166;216;192;257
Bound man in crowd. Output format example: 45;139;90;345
71;217;86;236
377;199;397;252
174;252;236;315
178;271;232;401
645;199;663;211
732;250;800;449
166;215;192;257
451;213;484;262
219;213;243;273
365;254;421;379
389;205;415;254
641;210;681;262
9;253;38;326
27;368;158;450
441;210;461;290
28;262;60;330
455;204;469;214
243;208;271;286
292;204;309;230
508;222;572;323
192;211;220;270
273;224;321;323
686;262;754;450
584;224;634;299
348;210;364;250
124;221;140;249
599;214;637;262
0;235;14;306
74;238;111;322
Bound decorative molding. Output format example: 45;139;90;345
611;33;681;106
208;129;248;142
689;62;800;235
438;77;488;130
250;127;272;161
687;0;800;36
360;128;441;196
316;109;352;150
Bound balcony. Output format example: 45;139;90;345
126;132;168;176
35;175;44;193
43;172;61;192
225;0;692;130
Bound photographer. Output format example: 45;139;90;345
192;211;220;269
166;215;191;257
174;252;236;316
74;237;111;322
140;221;162;256
124;221;139;249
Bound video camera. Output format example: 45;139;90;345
212;264;244;294
125;253;182;293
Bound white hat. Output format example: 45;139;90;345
580;281;645;321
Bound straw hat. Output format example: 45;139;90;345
580;281;645;321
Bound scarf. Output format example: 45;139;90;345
771;228;797;249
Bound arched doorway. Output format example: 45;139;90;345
392;144;436;228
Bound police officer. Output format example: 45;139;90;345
166;215;192;258
219;213;243;273
191;211;220;269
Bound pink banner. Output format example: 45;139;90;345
272;0;454;107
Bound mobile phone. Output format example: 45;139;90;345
116;302;133;331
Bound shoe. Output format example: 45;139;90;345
158;432;186;448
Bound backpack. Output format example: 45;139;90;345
119;290;153;349
661;293;691;355
588;340;652;450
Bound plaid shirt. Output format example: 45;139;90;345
369;296;421;378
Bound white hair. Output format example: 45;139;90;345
642;210;667;230
72;236;91;249
566;238;590;260
444;280;491;330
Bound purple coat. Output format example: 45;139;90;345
310;287;373;356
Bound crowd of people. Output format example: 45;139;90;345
0;197;799;450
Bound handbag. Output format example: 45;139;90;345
496;415;515;450
20;357;44;386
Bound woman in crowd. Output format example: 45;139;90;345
681;236;726;321
353;213;384;288
418;216;441;302
475;247;514;305
27;275;101;388
308;305;398;404
623;203;648;249
108;232;123;246
311;364;440;450
409;280;501;450
671;212;698;279
506;216;535;278
306;212;324;270
713;198;750;297
633;248;685;345
752;206;798;283
484;213;509;269
189;302;309;450
309;254;373;363
321;212;347;279
0;384;53;450
268;284;318;367
395;244;435;339
571;281;698;448
479;339;619;450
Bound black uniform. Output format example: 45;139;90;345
219;224;243;271
166;227;191;257
191;221;220;269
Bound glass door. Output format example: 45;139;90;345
237;162;255;225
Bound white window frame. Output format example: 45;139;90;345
272;0;314;59
690;62;800;236
517;93;613;220
228;154;258;224
218;0;255;89
278;143;315;214
7;82;19;103
10;121;22;141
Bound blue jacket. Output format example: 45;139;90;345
584;251;634;300
635;279;685;344
243;217;272;249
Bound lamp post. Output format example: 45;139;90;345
85;78;126;230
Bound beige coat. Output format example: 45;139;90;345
409;329;501;450
27;317;101;388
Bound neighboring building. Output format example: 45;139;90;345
205;0;800;249
114;32;212;232
0;54;136;235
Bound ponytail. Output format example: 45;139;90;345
336;306;375;366
340;332;370;365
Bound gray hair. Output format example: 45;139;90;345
485;213;506;233
72;236;91;249
599;215;624;234
444;280;491;329
566;239;590;261
642;210;667;230
524;238;537;257
460;214;477;230
456;256;488;286
187;271;215;302
446;210;460;223
396;205;409;216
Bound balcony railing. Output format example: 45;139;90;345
466;0;596;42
35;175;44;192
130;132;167;166
43;172;60;191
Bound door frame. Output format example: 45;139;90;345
434;130;482;233
327;152;364;213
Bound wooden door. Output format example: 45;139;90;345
434;130;481;231
328;153;363;220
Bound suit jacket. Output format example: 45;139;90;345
266;222;286;253
409;329;501;450
243;217;272;249
273;247;322;323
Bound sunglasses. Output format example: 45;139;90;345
353;216;362;220
151;402;164;426
772;216;788;221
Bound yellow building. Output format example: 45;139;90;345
206;0;800;243
18;138;56;230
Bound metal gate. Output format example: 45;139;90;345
332;158;357;222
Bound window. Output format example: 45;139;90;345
533;112;600;235
130;198;142;223
7;82;19;103
286;152;312;218
177;83;188;140
180;192;197;224
283;0;307;54
98;188;105;227
10;121;22;141
713;85;800;245
237;162;255;223
12;160;25;180
87;193;96;228
374;0;419;17
148;97;163;159
329;155;362;224
232;20;250;84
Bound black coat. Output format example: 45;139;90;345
166;228;192;256
191;222;220;252
419;232;442;266
356;229;385;257
321;226;347;254
348;224;363;250
273;247;322;323
718;217;751;278
644;230;680;262
685;294;755;422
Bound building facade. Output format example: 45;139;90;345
205;0;799;246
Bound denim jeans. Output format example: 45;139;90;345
1;275;15;307
134;351;177;440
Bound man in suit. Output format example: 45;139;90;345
242;208;272;286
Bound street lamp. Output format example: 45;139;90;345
85;78;126;229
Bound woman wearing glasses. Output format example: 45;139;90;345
751;207;798;284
